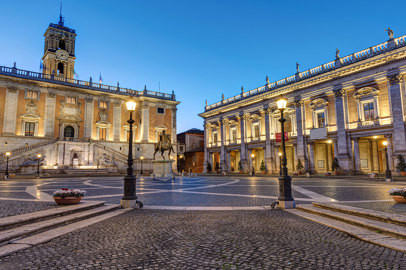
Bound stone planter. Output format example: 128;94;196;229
392;195;406;204
53;196;83;205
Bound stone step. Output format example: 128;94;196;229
0;201;105;230
313;202;406;226
0;204;118;244
297;204;406;239
0;208;131;258
286;209;406;253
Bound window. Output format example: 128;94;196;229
26;90;38;100
213;132;218;144
24;122;35;136
231;128;237;142
99;128;107;140
64;126;74;137
57;62;64;75
317;112;325;128
58;40;66;50
100;101;108;109
157;107;164;114
363;102;375;121
253;123;260;138
66;97;76;105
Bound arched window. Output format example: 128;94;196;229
59;40;66;50
57;62;64;75
64;126;74;138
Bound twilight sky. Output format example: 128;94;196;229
1;0;406;132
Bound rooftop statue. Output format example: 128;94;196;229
296;62;300;73
386;27;394;39
153;130;174;160
335;48;340;59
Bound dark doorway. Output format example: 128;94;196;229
64;126;74;138
59;40;66;50
57;62;64;75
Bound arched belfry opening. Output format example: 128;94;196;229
58;39;66;50
57;62;64;75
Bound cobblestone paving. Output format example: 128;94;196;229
0;200;59;218
1;210;405;270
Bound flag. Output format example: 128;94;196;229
99;73;103;84
39;61;43;72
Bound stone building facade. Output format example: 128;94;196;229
177;128;204;173
0;17;179;173
199;32;406;175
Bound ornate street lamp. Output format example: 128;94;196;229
383;141;392;182
277;96;295;208
4;152;11;180
278;152;282;176
121;99;143;208
251;153;255;176
140;156;144;176
36;154;42;178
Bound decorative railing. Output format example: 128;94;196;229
0;66;176;101
205;35;406;112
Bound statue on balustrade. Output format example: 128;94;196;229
386;27;394;39
153;130;174;160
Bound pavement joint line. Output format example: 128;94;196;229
25;186;54;202
291;185;337;202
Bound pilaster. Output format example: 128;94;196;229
334;87;351;172
141;102;150;142
44;91;56;137
84;97;94;139
3;87;18;135
113;101;122;141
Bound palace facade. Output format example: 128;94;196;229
199;32;406;175
0;17;179;173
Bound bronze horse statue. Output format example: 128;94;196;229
153;130;174;159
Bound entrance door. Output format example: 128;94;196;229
64;126;74;138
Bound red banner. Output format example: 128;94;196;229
275;132;289;142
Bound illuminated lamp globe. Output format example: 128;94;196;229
278;152;282;157
5;152;11;157
126;100;136;112
37;154;42;158
383;141;388;146
277;97;287;110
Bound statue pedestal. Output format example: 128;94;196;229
72;158;79;168
152;160;174;181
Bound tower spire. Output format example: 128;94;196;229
58;1;64;26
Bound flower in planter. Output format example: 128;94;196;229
389;188;406;198
53;188;86;198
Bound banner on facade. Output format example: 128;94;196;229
275;132;289;142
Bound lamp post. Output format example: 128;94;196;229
278;152;282;176
140;156;144;176
4;152;11;180
251;153;255;176
383;141;392;182
121;99;143;208
277;97;295;208
36;154;42;178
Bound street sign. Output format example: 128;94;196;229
275;132;289;142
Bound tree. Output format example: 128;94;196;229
296;159;304;173
260;160;266;172
396;154;406;172
332;158;341;173
206;162;212;173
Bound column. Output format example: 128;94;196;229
372;140;379;172
334;87;351;172
226;151;231;173
3;87;18;135
220;118;227;173
84;97;94;139
113;101;121;141
264;107;272;172
309;142;315;173
44;91;56;137
385;134;394;170
333;140;338;158
294;100;306;170
387;73;406;154
248;148;253;174
203;122;209;173
352;138;360;174
240;113;248;173
294;144;298;172
140;102;149;142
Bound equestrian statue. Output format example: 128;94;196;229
153;130;174;159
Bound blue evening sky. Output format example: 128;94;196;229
1;0;405;132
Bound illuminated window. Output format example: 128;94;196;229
231;127;237;142
26;90;38;100
363;102;375;121
253;123;260;138
213;132;218;144
100;101;108;109
66;97;76;105
99;128;107;140
25;122;35;136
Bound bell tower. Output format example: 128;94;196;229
42;9;76;79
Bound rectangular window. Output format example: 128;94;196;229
213;133;218;144
66;97;76;105
253;124;260;138
317;112;325;128
363;102;375;121
157;107;165;114
26;90;38;100
25;122;35;136
231;128;237;141
100;101;108;109
99;128;107;140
